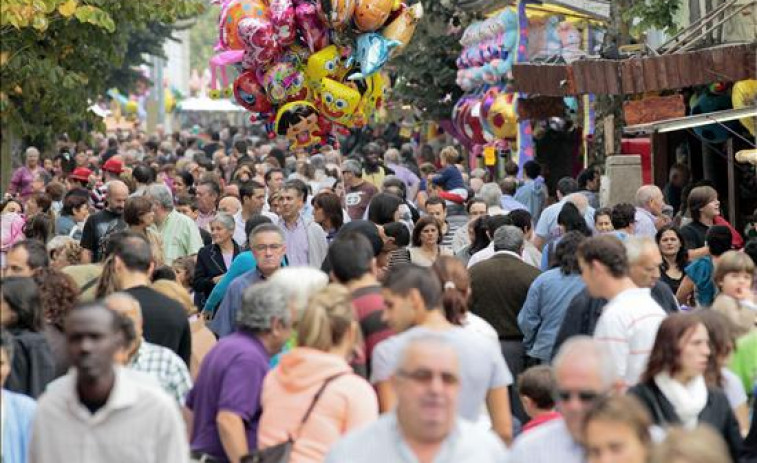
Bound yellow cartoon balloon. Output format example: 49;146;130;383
732;79;757;136
305;45;350;92
317;78;362;127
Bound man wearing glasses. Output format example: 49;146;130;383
210;224;286;337
509;336;620;463
326;336;508;462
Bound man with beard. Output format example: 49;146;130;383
79;180;128;263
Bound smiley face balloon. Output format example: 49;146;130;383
317;78;362;127
305;45;351;92
263;61;311;105
275;101;324;150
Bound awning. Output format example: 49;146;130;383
177;97;246;112
624;106;757;134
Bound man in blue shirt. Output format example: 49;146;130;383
1;329;37;463
210;224;286;337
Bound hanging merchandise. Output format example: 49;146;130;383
732;79;757;136
209;0;420;153
691;83;739;144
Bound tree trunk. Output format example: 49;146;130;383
590;0;631;165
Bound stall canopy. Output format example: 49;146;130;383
177;97;245;112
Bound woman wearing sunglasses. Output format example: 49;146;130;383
629;312;743;462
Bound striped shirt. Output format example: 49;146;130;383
593;287;667;387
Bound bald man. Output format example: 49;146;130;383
218;195;246;246
104;292;192;404
80;180;129;263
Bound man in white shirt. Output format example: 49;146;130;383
327;336;508;463
29;302;189;463
509;337;619;463
577;235;667;388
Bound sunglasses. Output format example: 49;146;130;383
396;368;459;386
555;389;602;403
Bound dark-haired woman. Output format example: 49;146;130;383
455;215;489;267
0;277;55;398
657;225;689;295
56;193;89;241
540;202;591;270
313;191;344;242
629;312;743;462
34;267;80;377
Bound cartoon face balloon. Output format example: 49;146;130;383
222;0;269;50
317;78;362;126
305;45;350;91
275;101;324;150
318;0;356;30
233;71;273;114
263;62;310;105
348;33;401;80
354;0;395;32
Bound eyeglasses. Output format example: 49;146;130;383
555;389;602;403
252;244;284;252
396;368;459;386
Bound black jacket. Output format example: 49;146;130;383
193;242;241;308
5;328;56;399
551;281;679;359
744;398;757;462
629;381;742;462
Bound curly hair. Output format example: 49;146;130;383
32;267;80;330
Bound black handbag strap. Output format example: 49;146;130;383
294;373;347;437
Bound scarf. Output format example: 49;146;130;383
654;371;708;429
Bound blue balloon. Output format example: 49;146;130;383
348;33;401;81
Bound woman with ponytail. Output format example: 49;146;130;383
432;256;498;346
257;284;379;463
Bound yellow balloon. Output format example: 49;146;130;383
125;100;138;114
165;93;176;113
305;45;350;93
317;78;362;127
732;79;757;136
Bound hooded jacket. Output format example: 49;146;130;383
257;348;378;463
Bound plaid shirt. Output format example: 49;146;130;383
128;339;192;404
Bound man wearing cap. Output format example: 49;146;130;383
343;159;378;221
91;157;124;210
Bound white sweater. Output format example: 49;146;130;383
594;287;667;387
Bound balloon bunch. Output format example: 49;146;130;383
451;86;518;145
456;9;517;92
210;0;423;151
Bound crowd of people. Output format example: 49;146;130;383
1;125;757;463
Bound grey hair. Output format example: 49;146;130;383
238;280;291;332
470;168;488;180
25;147;40;158
342;159;362;176
309;154;325;171
47;235;76;253
493;225;524;253
211;213;236;232
395;334;459;374
268;267;329;319
249;223;285;244
553;336;617;389
480;182;502;208
635;185;662;208
145;183;174;210
624;236;658;265
565;193;589;215
384;148;400;164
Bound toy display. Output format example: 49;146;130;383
210;0;420;151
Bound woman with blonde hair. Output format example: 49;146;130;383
152;279;216;380
257;284;378;462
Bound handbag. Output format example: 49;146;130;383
242;373;346;463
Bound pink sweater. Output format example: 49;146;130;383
258;348;378;462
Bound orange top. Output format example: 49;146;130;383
258;348;379;463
